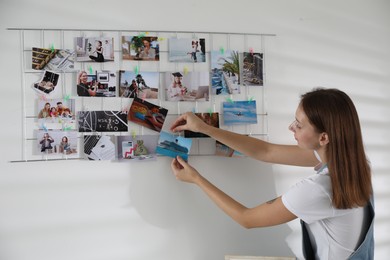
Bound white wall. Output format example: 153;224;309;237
0;0;389;259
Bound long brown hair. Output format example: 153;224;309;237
300;88;372;209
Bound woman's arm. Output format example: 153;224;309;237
171;156;297;228
171;112;318;166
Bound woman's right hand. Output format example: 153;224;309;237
170;112;207;134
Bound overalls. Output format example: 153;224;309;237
301;197;375;259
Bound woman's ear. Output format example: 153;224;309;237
319;132;329;146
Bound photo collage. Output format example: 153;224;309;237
30;33;264;160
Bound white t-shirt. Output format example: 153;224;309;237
282;164;369;259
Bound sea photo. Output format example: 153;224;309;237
122;36;159;61
169;38;206;63
242;52;263;86
210;50;240;95
223;100;258;125
119;71;159;99
156;131;192;161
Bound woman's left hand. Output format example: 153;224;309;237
171;156;201;184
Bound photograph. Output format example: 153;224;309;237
32;47;75;72
156;131;192;161
169;38;206;63
122;36;159;61
210;50;240;95
215;140;244;158
117;135;159;161
78;111;128;132
184;112;219;138
164;71;210;102
242;52;263;86
37;98;76;130
223;100;258;125
75;37;114;62
83;135;116;161
76;70;116;97
36;130;78;155
128;97;168;132
119;71;159;99
32;70;60;96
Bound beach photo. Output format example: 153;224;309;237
242;52;263;86
119;71;159;99
215;140;244;158
75;37;114;62
223;100;258;125
122;36;159;61
210;50;240;95
169;38;206;63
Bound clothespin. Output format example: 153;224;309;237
248;96;255;103
249;47;254;56
219;46;225;55
41;122;48;132
207;108;213;117
63;125;72;131
183;66;189;75
89;65;93;75
191;107;196;113
39;94;47;101
63;94;71;102
138;32;147;38
157;37;165;41
50;43;55;53
226;97;234;104
134;65;139;75
131;129;137;139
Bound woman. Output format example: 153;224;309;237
170;88;374;259
77;71;96;97
168;72;186;101
39;133;54;153
59;136;71;154
139;39;156;60
89;40;104;62
38;102;51;118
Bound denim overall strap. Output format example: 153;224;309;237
347;196;375;260
300;196;375;260
301;219;315;260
